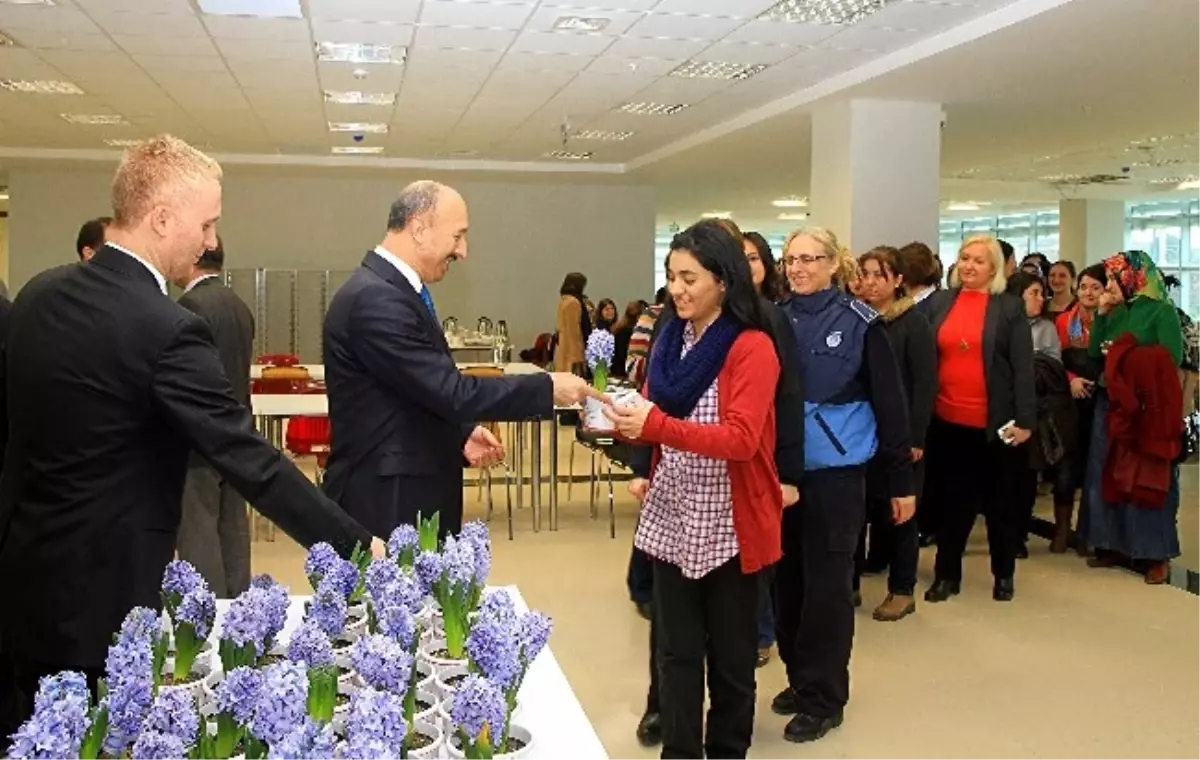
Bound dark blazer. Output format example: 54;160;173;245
0;294;11;475
321;251;553;538
0;246;372;668
928;287;1037;439
178;275;254;407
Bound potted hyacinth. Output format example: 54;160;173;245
583;329;617;430
446;674;532;759
305;575;354;669
160;562;217;692
287;620;340;725
200;666;263;760
420;535;488;671
245;661;309;759
306;543;370;640
5;672;108;760
387;523;421;570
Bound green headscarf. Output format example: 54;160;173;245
1102;249;1167;301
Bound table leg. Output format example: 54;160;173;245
515;421;525;512
550;414;559;531
531;417;542;533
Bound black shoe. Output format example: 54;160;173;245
851;590;862;608
635;712;662;747
918;533;937;548
923;579;961;603
784;709;845;743
771;687;800;716
1016;544;1029;560
993;577;1015;602
635;602;653;621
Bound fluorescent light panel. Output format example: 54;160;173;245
104;138;143;147
701;211;732;219
324;90;396;106
759;0;888;26
772;196;807;208
327;121;388;133
619;102;689;116
1177;179;1200;190
552;16;610;32
1;79;83;94
0;0;56;5
545;150;593;160
670;60;768;81
573;129;634;141
778;212;808;221
196;0;302;19
61;113;127;125
316;42;404;65
333;146;384;155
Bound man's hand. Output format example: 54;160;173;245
781;484;799;507
464;425;505;468
605;399;654;440
1008;426;1032;446
1070;376;1094;399
891;495;917;525
549;372;607;407
912;447;924;462
629;477;649;503
370;537;387;560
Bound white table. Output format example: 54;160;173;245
211;587;607;759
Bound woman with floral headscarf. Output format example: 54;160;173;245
1078;250;1185;584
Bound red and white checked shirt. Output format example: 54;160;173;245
634;324;739;579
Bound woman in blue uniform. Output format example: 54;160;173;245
772;227;916;744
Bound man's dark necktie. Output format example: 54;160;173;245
419;285;438;324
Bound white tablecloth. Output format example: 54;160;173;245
212;586;606;759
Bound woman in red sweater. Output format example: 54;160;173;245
606;221;783;760
924;234;1036;603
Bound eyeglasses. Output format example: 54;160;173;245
783;254;828;267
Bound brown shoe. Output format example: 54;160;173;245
1049;502;1074;554
1144;561;1170;585
756;647;772;668
872;593;916;622
1087;550;1118;568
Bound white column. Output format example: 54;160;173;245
809;99;942;254
1058;198;1125;267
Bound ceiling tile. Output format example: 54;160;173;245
558;70;660;98
626;12;746;40
0;5;100;33
604;35;709;59
150;69;242;91
867;0;985;29
323;103;396;122
509;30;615;56
202;15;312;40
6;28;117;51
404;46;505;71
131;55;230;73
307;0;422;24
725;19;840;46
542;0;659;10
113;35;218;56
214;38;313;60
171;86;251;109
415;25;517;51
102;93;181;117
631;74;734;101
88;11;207;38
0;47;64;79
777;45;877;73
227;58;317;87
586;54;680;77
524;6;646;35
822;25;922;52
696;40;799;65
35;50;139;79
74;0;197;14
401;75;485;99
652;0;777;17
486;67;577;92
317;61;406;91
494;51;595;73
419;0;535;29
310;19;412;45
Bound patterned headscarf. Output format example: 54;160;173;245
1102;249;1167;302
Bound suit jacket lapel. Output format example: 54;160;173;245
91;245;165;296
983;293;999;382
361;251;444;336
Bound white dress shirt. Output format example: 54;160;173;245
106;241;167;295
182;273;220;294
373;245;423;295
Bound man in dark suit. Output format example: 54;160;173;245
75;216;111;261
174;235;256;598
322;180;602;538
0;135;382;737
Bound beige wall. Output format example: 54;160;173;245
6;165;657;349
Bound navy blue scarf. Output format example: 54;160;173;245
649;313;743;419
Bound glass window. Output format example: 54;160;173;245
1126;199;1200;319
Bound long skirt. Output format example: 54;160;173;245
1078;389;1181;562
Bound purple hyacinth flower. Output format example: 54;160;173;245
344;687;406;756
6;674;91;760
305;576;347;639
286;620;334;669
442;536;476;590
465;612;522;691
250;661;309;745
365;559;401;605
413;551;443;597
141;689;200;747
251;573;278;590
162;560;205;600
32;671;90;713
266;717;336;760
375;603;416;651
214;667;264;725
117;607;161;646
177;587;216;639
130;731;187;760
222;589;270;657
519;611;553;665
324;557;359;601
305;543;340;588
448;675;507;747
342;737;400;760
386;524;419;560
350;635;412;694
103;672;154;757
260;582;291;646
480;590;517;626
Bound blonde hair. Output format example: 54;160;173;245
784;226;857;289
111;134;222;226
949;234;1007;294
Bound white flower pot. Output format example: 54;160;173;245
160;657;219;703
408;717;444;760
419;636;467;676
583;394;615;431
446;724;533;760
347;602;367;620
413;686;440;725
331;670;359;734
433;662;470;701
346;612;368;640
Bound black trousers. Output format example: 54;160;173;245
775;466;866;718
1017;467;1039;546
929;418;1024;582
0;649;103;740
628;545;654;605
653;556;759;760
854;460;923;596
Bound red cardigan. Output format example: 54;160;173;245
640;329;783;574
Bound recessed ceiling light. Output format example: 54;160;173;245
619;102;689;116
104;138;143;147
327;121;388;133
333;146;384;155
61;113;128;125
759;0;888;26
0;79;84;94
573;130;634;141
945;201;987;211
777;212;808;221
701;211;732;219
545;150;593;160
0;30;14;46
324;90;396;106
196;0;302;19
316;42;405;65
0;0;56;5
772;196;808;208
552;16;611;32
0;192;8;201
1177;179;1200;191
670;60;768;81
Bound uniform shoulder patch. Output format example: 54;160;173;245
847;297;879;324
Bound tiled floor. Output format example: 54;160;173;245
263;442;1199;759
